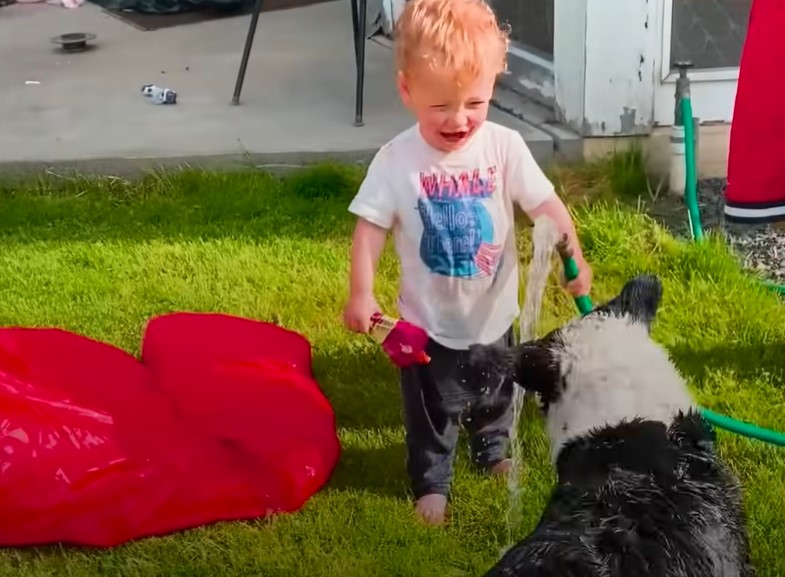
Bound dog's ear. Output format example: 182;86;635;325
593;274;663;329
469;339;559;397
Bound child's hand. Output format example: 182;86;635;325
343;292;381;334
565;255;593;298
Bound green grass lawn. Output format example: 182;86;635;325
0;163;784;577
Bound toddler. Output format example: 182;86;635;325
343;0;592;525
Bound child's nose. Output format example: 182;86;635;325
449;110;468;127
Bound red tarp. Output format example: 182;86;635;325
0;313;340;548
724;0;785;223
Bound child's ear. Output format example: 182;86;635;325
396;71;412;107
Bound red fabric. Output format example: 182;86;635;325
724;0;785;221
0;313;340;548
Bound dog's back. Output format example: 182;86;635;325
484;409;754;577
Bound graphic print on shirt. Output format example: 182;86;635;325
417;167;503;279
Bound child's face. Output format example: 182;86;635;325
397;66;496;152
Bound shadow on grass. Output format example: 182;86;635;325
0;165;364;245
669;341;785;388
311;345;404;431
327;443;409;499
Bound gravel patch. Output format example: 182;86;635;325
645;178;785;285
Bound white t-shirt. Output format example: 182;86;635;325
348;121;556;350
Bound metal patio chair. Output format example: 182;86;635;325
230;0;368;127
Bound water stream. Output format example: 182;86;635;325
505;215;560;548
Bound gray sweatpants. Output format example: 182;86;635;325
399;326;516;500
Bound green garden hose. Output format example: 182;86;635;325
681;97;704;243
559;242;593;314
680;93;785;445
556;232;785;447
763;280;785;296
699;408;785;446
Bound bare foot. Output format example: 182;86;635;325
489;458;513;475
415;494;448;526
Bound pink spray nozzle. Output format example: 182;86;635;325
369;313;430;368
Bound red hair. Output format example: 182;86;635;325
394;0;509;85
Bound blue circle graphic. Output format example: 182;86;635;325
418;196;495;278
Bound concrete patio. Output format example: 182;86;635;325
0;0;572;176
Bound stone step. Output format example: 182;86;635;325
491;85;584;164
487;105;557;169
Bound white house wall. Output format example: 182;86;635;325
585;0;658;135
552;0;586;132
554;0;659;137
555;0;738;136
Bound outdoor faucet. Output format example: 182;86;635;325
673;60;693;126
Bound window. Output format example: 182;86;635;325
492;0;553;58
669;0;752;70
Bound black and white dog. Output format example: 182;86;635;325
472;274;755;577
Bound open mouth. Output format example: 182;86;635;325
440;130;469;143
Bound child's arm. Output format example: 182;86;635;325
505;131;592;297
343;148;396;333
344;218;387;333
527;195;592;296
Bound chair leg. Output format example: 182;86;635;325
350;0;360;68
232;0;265;105
350;0;367;126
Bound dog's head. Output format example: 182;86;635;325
471;274;694;456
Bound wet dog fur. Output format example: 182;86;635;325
471;274;755;577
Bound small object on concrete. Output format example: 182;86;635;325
51;33;96;53
141;84;177;105
25;80;41;85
